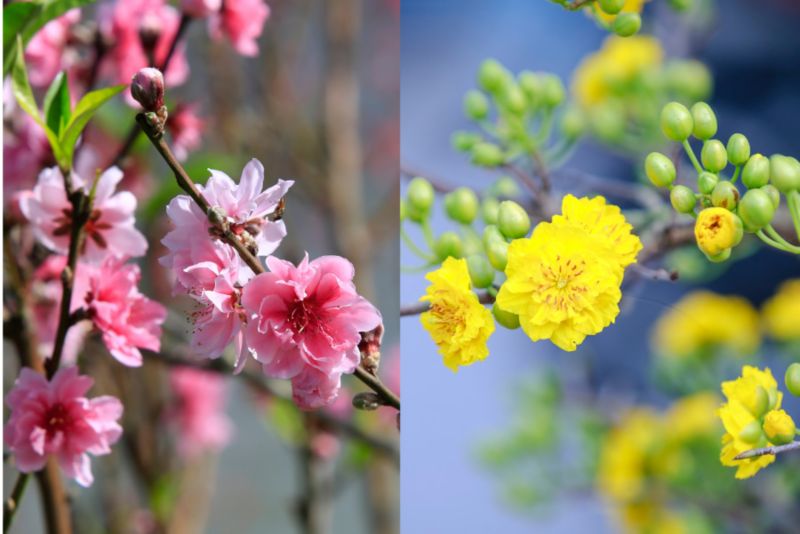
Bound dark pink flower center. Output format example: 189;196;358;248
44;403;71;436
288;299;320;334
53;208;112;252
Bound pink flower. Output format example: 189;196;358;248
209;0;270;57
25;10;81;88
19;166;147;263
167;366;233;458
167;103;205;161
3;114;53;199
181;0;221;18
4;367;123;487
83;257;167;366
241;255;382;409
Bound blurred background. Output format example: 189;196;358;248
401;0;800;532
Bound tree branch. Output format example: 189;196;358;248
734;440;800;460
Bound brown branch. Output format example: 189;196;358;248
3;473;30;531
734;440;800;460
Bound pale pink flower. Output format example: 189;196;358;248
4;367;123;487
19;166;147;262
83;257;167;367
209;0;270;57
167;103;205;161
167;366;233;458
241;255;382;409
181;0;221;18
25;10;80;88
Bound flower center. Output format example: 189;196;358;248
44;403;70;435
53;208;112;252
288;299;319;334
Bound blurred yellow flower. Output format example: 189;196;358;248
762;279;800;342
665;392;721;441
651;291;760;359
694;207;742;257
594;0;648;24
420;257;494;371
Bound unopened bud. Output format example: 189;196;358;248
131;68;165;112
352;392;383;411
358;324;384;374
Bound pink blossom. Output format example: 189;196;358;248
19;166;147;262
241;255;382;409
25;10;80;88
310;432;340;460
167;103;205;161
181;0;221;18
83;257;167;366
209;0;270;57
4;367;123;487
3;114;53;199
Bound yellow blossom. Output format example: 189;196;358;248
594;0;648;24
694;207;742;257
762;279;800;342
763;409;796;445
496;223;623;352
651;291;760;359
664;392;721;441
420;257;494;371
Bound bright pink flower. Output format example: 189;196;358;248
83;257;167;366
25;10;80;88
167;103;205;161
241;255;382;409
181;0;221;18
168;366;233;458
4;367;123;487
19;166;147;263
209;0;270;57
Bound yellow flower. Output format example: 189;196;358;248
551;194;643;268
572;35;663;107
594;0;648;24
664;392;721;441
420;257;494;371
762;279;800;342
496;223;623;352
718;366;782;478
651;291;760;359
763;409;796;445
694;207;742;257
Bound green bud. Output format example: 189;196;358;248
664;60;712;102
770;154;800;194
590;101;626;142
644;152;676;187
471;142;505;167
492;303;520;329
761;184;781;210
747;385;770;418
486;239;509;271
540;75;565;108
559;106;586;139
399;199;407;222
501;84;527;115
764;411;795;446
668;0;692;11
434;232;463;261
483;224;504;248
690;102;717;140
466;255;494;289
478;59;510;94
704;248;731;263
726;133;750;166
785;363;800;397
710;181;739;210
452;131;482;152
738;420;764;444
598;0;625;15
481;198;500;225
462;232;483;257
660;102;693;142
407;177;434;214
517;71;542;107
497;201;531;239
701;139;728;173
491;176;521;198
464;90;489;120
741;153;770;189
738;189;776;230
670;185;696;214
612;12;641;37
697;172;718;195
444;187;479;224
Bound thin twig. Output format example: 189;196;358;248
734;440;800;460
3;473;30;532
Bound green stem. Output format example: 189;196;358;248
764;224;800;253
682;140;703;174
400;225;436;262
731;165;741;184
756;230;795;253
788;191;800;241
421;220;436;250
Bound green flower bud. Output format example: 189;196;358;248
559;106;586;139
741;153;770;189
434;231;463;261
466;255;494;289
670;185;696;214
486;239;509;271
746;385;770;418
497;200;531;239
481;198;500;225
451;131;482;152
770;154;800;194
690;102;717;140
785;363;800;397
710;181;739;210
697;172;718;195
660;102;693;142
704;248;731;263
483;224;504;248
464;90;489;120
767;387;779;411
598;0;625;15
399;199;409;222
518;71;542;107
444;187;479;224
407;177;434;214
668;0;692;11
763;410;796;446
501;84;527;115
471;142;505;167
462;232;483;257
492;303;520;329
726;133;751;166
738;420;764;444
761;184;781;210
590;101;626;142
478;59;510;94
644;152;676;187
491;176;521;198
665;60;712;102
701;139;728;173
612;12;641;37
738;189;776;230
541;75;565;108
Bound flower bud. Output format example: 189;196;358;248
352;392;382;411
590;101;626;142
738;420;764;444
497;201;530;239
763;409;796;445
710;181;738;210
471;142;505;167
482;198;500;225
726;133;750;166
598;0;625;15
466;255;494;289
670;185;696;214
738;189;775;230
540;75;565;108
697;171;718;195
483;224;504;249
704;248;731;263
701;139;728;173
746;385;770;418
644;152;676;187
518;71;541;107
612;12;641;37
464;90;489;120
399;199;407;222
492;303;520;329
664;60;712;102
501;84;527;115
770;154;800;194
486;239;508;271
434;232;463;261
444;187;479;224
407;177;434;214
741;153;770;189
478;59;510;94
131;68;165;112
452;131;482;152
761;184;781;210
691;102;717;140
491;177;520;198
695;207;742;256
785;363;800;397
660;102;693;142
559;106;586;139
668;0;692;11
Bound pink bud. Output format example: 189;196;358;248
130;68;165;112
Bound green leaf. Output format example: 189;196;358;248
43;71;71;136
59;84;127;169
3;2;42;55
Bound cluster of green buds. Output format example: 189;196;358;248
401;175;529;329
738;366;799;448
452;59;582;173
550;0;693;37
645;101;800;259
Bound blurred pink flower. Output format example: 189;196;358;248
168;366;233;458
19;166;147;263
241;255;382;409
181;0;221;18
167;103;205;161
25;10;80;88
3;114;53;199
209;0;270;57
310;432;340;460
4;367;123;487
83;257;167;366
